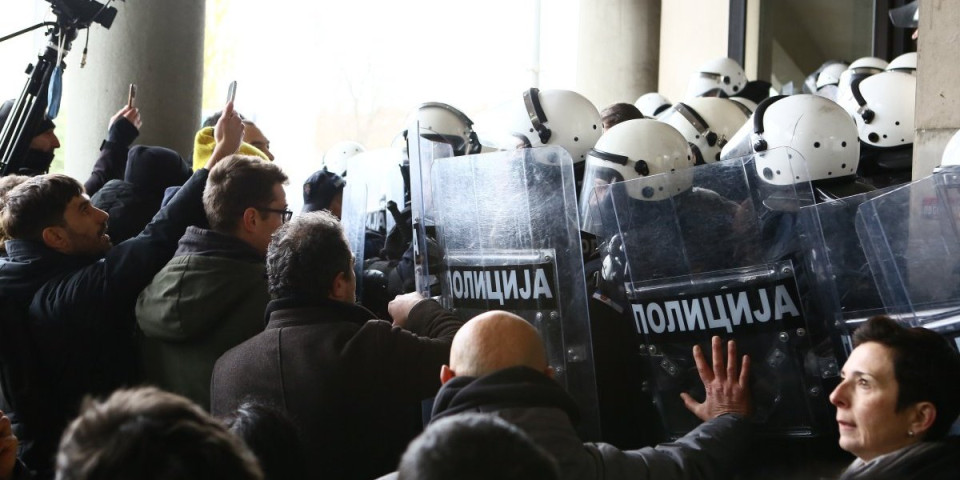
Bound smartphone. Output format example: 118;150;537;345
127;83;137;108
226;81;237;104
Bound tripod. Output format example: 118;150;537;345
0;0;118;176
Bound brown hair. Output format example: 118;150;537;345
0;174;82;242
600;103;644;130
203;155;288;233
56;387;262;480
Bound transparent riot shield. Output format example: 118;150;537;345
431;146;601;439
798;187;899;356
591;147;837;438
407;121;455;297
857;169;960;349
340;148;406;299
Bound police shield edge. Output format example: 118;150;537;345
407;121;455;297
340;148;406;301
590;147;838;438
797;186;900;356
856;169;960;350
430;145;601;440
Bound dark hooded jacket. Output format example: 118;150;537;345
90;146;192;244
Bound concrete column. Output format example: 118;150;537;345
658;0;729;103
576;0;661;110
63;0;205;181
913;0;960;178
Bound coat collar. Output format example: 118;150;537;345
263;295;378;329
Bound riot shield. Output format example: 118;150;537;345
798;188;899;356
590;147;837;438
340;148;406;299
407;121;455;297
856;170;960;348
431;146;601;439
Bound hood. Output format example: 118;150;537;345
136;252;268;340
430;366;580;424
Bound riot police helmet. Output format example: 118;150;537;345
721;94;860;185
940;129;960;168
323;140;365;177
886;52;917;74
657;97;750;165
635;92;673;118
837;71;916;149
685;57;747;99
408;102;481;157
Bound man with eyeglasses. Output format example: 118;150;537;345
136;154;289;410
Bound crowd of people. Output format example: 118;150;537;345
1;13;960;477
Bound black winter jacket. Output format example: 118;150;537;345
0;168;208;477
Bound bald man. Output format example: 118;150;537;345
430;311;755;480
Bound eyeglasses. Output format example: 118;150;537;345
260;207;293;223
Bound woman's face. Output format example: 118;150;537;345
829;342;920;462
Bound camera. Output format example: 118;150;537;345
47;0;118;29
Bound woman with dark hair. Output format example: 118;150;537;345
221;401;309;480
830;315;960;479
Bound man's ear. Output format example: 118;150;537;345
910;402;937;439
329;270;350;302
240;207;259;233
41;226;70;252
440;365;456;385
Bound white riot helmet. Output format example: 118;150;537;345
323;141;365;177
720;94;860;185
849;57;889;75
837;71;916;149
482;88;602;163
686;57;747;99
635;92;672;117
887;52;917;74
816;62;849;89
408;102;481;156
581;119;693;206
657;97;749;165
728;97;758;116
940;129;960;168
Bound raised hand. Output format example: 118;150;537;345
680;336;752;421
108;105;142;131
210;101;245;168
388;291;426;328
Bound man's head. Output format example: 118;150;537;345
0;174;29;254
203;155;289;256
1;99;60;175
266;210;355;302
600;102;644;131
0;174;111;256
241;122;274;161
56;387;262;480
301;167;346;218
442;311;552;384
398;413;559;480
202;111;273;161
